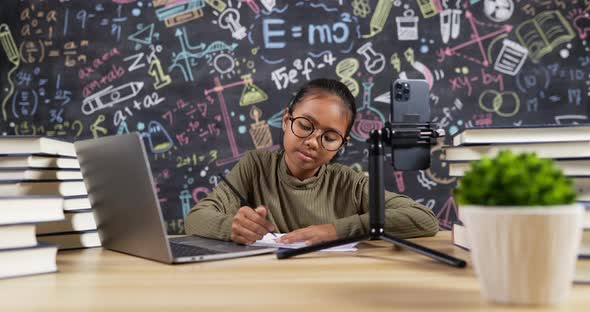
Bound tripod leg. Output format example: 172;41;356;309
276;234;370;259
380;233;466;268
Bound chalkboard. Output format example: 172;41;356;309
1;0;589;234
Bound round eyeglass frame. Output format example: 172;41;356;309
288;116;346;151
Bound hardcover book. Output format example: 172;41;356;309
448;159;590;177
0;196;64;225
452;125;590;146
0;154;79;169
0;180;87;197
36;210;97;235
37;230;101;250
0;168;83;181
443;141;590;162
0;223;37;249
0;242;57;279
0;136;76;157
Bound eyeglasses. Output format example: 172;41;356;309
288;116;345;151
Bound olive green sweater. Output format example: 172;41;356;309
185;150;439;240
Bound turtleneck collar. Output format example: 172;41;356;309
277;151;326;190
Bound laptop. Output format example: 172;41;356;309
74;132;276;264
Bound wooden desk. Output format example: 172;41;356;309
0;231;588;311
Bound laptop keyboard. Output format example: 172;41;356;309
169;242;221;257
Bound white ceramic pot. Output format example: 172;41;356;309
461;204;584;305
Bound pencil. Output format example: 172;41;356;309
218;174;278;238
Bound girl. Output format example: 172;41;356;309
185;79;438;245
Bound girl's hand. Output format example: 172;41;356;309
277;224;337;246
230;206;275;244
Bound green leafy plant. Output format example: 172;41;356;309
454;150;576;206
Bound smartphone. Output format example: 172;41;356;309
390;79;430;123
390;79;431;170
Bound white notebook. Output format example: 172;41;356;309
249;233;358;251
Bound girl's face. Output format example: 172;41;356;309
282;93;351;180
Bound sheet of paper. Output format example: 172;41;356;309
248;233;358;251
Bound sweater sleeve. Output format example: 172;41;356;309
332;174;439;239
184;151;256;241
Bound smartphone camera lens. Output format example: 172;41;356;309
393;81;411;102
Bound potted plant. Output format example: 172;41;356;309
454;150;584;305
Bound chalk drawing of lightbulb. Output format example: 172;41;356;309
218;8;246;40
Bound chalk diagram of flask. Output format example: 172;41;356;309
82;82;144;115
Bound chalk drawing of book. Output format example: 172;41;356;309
516;10;574;63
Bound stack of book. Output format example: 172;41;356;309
0;195;64;279
0;136;101;251
445;125;590;283
36;196;101;250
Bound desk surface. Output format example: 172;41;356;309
0;231;588;312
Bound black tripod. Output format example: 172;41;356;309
276;123;466;268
